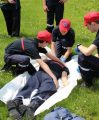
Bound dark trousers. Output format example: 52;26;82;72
56;41;66;58
16;71;56;100
46;3;64;33
4;54;36;75
4;54;30;66
56;41;72;61
78;54;99;86
1;8;20;36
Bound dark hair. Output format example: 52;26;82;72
95;20;99;24
38;40;44;43
38;40;49;43
89;20;99;24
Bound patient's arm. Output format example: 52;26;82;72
95;53;99;58
61;71;68;87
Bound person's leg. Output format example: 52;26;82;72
16;72;40;99
11;8;20;37
8;73;41;119
7;98;23;120
55;3;64;25
46;4;54;33
36;71;56;98
78;54;99;70
1;8;13;36
78;54;99;87
3;54;36;75
1;54;12;72
5;54;30;75
79;67;94;87
26;71;56;119
56;41;62;58
6;54;30;66
21;71;42;120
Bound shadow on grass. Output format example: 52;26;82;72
0;33;34;39
0;34;11;39
77;78;99;91
20;33;34;38
93;78;99;91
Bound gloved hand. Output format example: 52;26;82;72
75;44;81;55
60;56;66;62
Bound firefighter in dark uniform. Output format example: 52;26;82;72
51;18;75;62
1;0;21;37
3;30;65;87
7;60;69;120
76;12;99;87
42;0;68;33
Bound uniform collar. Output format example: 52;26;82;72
96;29;99;38
34;38;39;47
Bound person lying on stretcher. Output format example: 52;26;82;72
7;59;69;120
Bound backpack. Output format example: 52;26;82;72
44;107;85;120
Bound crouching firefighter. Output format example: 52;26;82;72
77;12;99;87
1;30;65;77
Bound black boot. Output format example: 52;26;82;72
11;65;26;76
13;99;27;117
1;63;12;72
25;101;38;120
46;26;54;33
18;104;27;116
12;63;36;76
26;98;44;120
7;100;22;120
27;63;36;75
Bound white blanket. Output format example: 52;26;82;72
0;47;81;115
35;55;81;115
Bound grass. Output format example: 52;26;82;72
0;0;99;120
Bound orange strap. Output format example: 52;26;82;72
21;38;25;51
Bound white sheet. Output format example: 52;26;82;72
34;55;81;115
0;47;81;115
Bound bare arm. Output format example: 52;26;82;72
36;59;58;88
51;42;56;56
42;0;49;12
95;53;99;58
61;71;68;87
8;0;16;4
46;52;66;66
78;44;97;56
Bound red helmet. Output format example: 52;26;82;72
59;19;71;32
37;30;52;43
84;12;99;26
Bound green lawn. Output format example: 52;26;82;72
0;0;99;120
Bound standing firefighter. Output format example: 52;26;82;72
0;0;21;37
42;0;68;33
